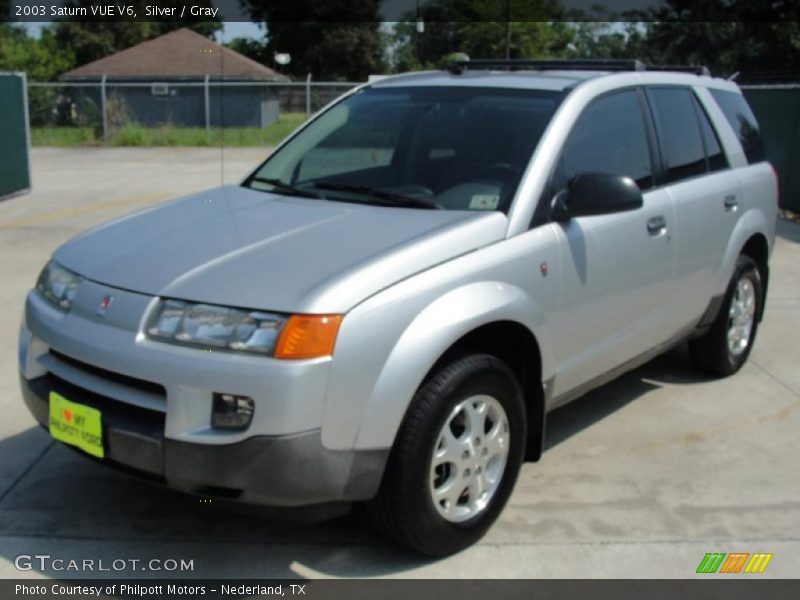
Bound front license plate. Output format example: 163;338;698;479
49;391;104;458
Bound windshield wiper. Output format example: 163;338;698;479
313;182;442;210
248;177;324;199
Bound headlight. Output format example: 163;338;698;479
146;299;342;359
147;300;287;355
36;261;82;310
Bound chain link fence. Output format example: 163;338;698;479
26;80;360;145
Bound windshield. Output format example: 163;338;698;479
245;86;564;213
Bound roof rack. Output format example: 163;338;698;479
644;64;712;76
447;59;710;77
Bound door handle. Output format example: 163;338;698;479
724;194;739;210
647;215;667;235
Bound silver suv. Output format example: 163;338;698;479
19;59;777;556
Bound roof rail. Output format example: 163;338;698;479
447;59;710;77
644;64;712;77
447;59;645;74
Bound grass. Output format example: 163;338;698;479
31;113;308;148
31;127;96;146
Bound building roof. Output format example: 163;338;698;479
61;28;284;81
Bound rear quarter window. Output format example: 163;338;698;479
694;97;728;173
710;89;766;164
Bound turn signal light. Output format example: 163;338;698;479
274;314;342;359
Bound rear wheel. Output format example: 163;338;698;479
367;354;526;556
689;255;763;376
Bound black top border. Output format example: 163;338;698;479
3;0;799;23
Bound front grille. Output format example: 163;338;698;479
49;350;166;397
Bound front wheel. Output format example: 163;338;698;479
367;354;526;556
689;255;763;376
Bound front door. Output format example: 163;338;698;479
548;89;677;398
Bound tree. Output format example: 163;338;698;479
0;24;75;81
224;37;270;66
52;1;222;68
390;0;569;72
635;1;800;77
0;25;81;126
241;0;386;80
565;22;645;60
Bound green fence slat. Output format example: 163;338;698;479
0;73;31;200
744;87;800;212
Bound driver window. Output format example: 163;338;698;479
553;90;653;195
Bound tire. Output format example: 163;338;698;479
367;354;526;557
689;255;763;376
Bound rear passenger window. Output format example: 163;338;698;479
694;97;728;172
710;89;766;164
553;90;653;193
649;88;707;183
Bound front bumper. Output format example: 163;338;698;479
21;372;387;506
19;285;387;507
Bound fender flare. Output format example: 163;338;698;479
350;280;556;450
715;208;771;297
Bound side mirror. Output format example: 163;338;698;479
551;172;643;220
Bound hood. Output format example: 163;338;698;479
54;186;508;313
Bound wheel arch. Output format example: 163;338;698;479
716;209;771;304
424;321;546;462
740;232;769;320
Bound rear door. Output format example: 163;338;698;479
646;86;739;327
549;89;677;398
